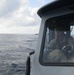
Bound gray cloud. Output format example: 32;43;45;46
0;0;20;17
0;0;41;33
14;8;40;27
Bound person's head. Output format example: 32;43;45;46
54;26;65;40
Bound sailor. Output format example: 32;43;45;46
47;26;74;62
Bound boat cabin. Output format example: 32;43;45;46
26;0;74;75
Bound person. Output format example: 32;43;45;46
47;26;74;62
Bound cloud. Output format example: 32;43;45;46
0;0;20;17
0;25;40;34
0;0;41;34
1;5;40;27
15;7;41;27
0;0;55;34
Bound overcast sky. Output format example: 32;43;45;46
0;0;54;34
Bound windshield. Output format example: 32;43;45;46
40;19;74;65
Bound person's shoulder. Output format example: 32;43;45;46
49;39;56;45
48;49;67;62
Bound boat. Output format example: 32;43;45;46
25;0;74;75
35;34;38;35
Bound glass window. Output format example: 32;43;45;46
40;18;74;66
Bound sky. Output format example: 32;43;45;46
0;0;54;34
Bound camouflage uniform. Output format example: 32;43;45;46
47;31;68;62
47;35;74;62
48;49;67;62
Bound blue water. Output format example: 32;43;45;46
0;34;38;75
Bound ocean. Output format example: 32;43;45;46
0;34;38;75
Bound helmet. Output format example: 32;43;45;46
48;49;67;62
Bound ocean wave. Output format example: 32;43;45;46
0;34;38;75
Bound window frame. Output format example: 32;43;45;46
39;17;74;66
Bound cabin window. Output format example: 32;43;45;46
40;18;74;66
